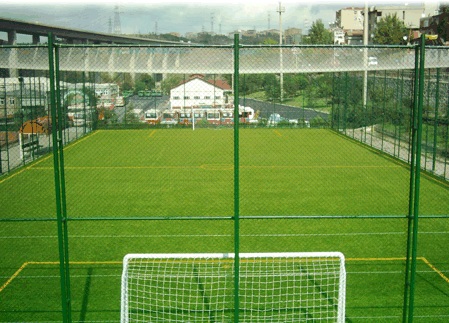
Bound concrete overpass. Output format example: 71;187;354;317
0;17;178;45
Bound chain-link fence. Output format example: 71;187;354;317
1;36;448;322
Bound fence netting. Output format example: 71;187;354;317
0;40;448;322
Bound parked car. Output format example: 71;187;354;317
267;113;288;126
368;56;378;66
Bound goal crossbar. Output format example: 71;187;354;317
121;252;346;323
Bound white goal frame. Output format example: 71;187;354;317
121;252;346;323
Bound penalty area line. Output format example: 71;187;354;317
2;257;448;294
421;257;449;284
0;262;29;293
0;260;122;294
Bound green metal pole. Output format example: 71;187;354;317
402;43;421;323
54;43;72;322
233;33;240;323
445;95;449;178
394;70;400;157
432;68;440;171
371;71;377;147
398;70;405;159
408;33;426;323
331;72;335;130
48;32;71;323
343;72;348;134
381;71;387;151
424;69;431;170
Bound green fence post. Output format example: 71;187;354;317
432;68;440;171
48;33;72;323
54;42;72;322
343;72;348;134
402;42;421;323
408;33;426;323
233;33;240;323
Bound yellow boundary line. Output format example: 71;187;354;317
0;262;28;293
421;257;449;284
2;257;448;294
0;260;122;293
28;164;401;171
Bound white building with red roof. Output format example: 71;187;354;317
170;74;232;109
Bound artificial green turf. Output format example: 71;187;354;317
1;128;448;322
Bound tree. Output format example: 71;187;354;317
437;5;449;43
373;13;408;45
161;75;183;95
134;74;155;92
124;103;141;124
263;74;280;101
304;20;333;44
262;38;278;45
240;74;264;95
283;74;307;98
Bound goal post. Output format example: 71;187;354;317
120;252;346;323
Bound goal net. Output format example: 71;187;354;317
120;252;346;323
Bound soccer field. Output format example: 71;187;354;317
1;128;448;322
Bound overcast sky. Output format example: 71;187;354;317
0;0;439;39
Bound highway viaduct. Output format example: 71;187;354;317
0;17;176;45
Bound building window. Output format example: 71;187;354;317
173;96;180;100
184;96;190;99
204;96;211;99
9;98;14;105
215;96;221;100
194;96;201;99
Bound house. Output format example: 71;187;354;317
0;93;18;118
170;75;232;109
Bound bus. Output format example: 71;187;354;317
192;109;206;124
144;110;162;125
178;111;193;125
160;110;178;126
238;105;255;123
122;90;134;98
220;108;234;125
206;109;221;125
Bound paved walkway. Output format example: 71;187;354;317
342;126;449;181
0;126;88;175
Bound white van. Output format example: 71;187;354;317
368;56;378;66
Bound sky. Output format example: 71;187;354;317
0;0;440;39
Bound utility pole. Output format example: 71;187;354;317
277;2;285;102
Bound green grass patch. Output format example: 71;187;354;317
1;128;448;321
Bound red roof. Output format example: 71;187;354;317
176;75;231;91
